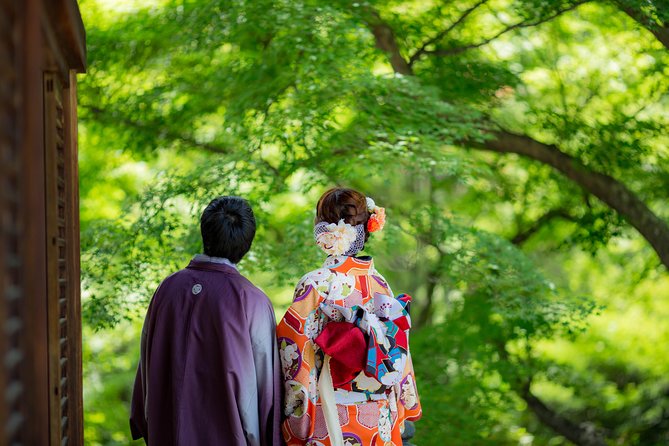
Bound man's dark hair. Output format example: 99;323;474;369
200;196;256;263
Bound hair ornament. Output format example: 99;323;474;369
314;219;365;256
366;197;386;233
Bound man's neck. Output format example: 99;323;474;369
193;254;238;270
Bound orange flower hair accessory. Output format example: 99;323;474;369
366;197;386;233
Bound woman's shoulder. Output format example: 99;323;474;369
368;266;393;294
292;266;332;303
296;266;333;287
295;264;361;303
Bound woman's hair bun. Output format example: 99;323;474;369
316;188;370;237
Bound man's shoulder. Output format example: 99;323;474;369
161;264;237;285
153;268;188;292
155;266;272;308
235;273;272;305
157;266;203;288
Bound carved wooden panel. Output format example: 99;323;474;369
44;72;75;446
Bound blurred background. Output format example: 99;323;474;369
77;0;669;445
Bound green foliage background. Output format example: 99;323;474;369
78;0;669;444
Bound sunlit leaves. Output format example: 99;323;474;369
78;0;669;444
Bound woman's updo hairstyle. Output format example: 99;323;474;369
316;187;370;240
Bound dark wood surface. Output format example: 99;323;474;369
17;0;52;443
64;70;84;446
1;0;85;444
1;1;23;443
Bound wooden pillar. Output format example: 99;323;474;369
0;0;85;444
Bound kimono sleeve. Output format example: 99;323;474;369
276;274;325;445
395;349;422;424
248;296;282;446
129;357;148;442
129;287;158;444
383;289;421;424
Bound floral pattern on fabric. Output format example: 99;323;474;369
378;404;392;441
343;433;363;446
285;380;309;417
400;374;418;410
280;337;302;380
277;256;422;446
304;310;322;341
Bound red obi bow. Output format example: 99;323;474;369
315;321;367;387
315;294;412;388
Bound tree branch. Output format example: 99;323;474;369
495;343;608;445
364;9;414;75
365;8;669;271
408;0;489;66
363;8;669;443
521;384;608;446
613;1;669;50
472;130;669;269
425;2;588;57
511;208;577;245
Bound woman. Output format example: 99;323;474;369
277;187;421;446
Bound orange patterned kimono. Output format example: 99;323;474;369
277;255;421;446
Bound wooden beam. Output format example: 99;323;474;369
18;0;51;443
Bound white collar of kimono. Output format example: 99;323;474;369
192;254;238;270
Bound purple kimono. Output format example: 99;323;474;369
130;255;282;445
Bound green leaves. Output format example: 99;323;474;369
78;0;669;444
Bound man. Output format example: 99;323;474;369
130;196;282;445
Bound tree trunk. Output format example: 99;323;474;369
416;269;438;328
364;10;414;76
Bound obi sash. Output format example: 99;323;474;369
315;293;412;389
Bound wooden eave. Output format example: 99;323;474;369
41;0;86;81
